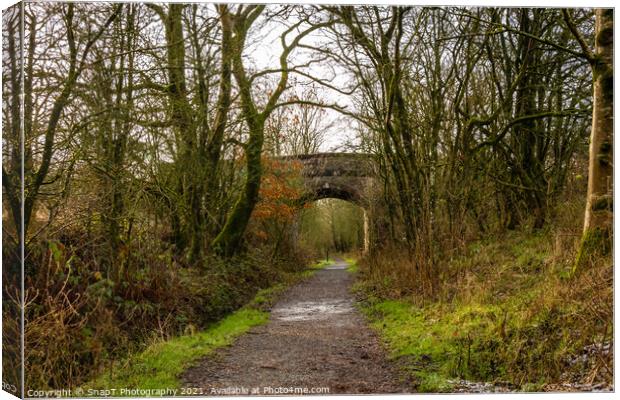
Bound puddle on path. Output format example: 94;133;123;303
325;264;347;270
272;299;355;321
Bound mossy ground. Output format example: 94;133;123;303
345;257;359;272
355;230;612;392
312;258;335;268
573;227;612;274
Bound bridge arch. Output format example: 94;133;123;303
280;152;375;209
279;153;376;252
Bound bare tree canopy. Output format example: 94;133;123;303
1;4;612;396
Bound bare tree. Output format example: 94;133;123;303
212;5;334;256
2;3;120;266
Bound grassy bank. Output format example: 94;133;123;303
345;257;359;273
85;308;268;392
83;261;324;394
355;230;612;392
312;258;335;268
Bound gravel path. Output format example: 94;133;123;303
182;260;412;395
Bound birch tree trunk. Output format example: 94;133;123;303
583;9;613;235
575;8;613;269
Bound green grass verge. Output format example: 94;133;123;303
83;268;318;394
247;274;307;310
345;257;358;273
359;298;508;392
355;230;610;393
84;308;268;393
312;258;334;269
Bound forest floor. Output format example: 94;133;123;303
181;259;412;395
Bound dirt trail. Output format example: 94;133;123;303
182;259;411;395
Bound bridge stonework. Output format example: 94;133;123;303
281;153;376;208
280;153;378;253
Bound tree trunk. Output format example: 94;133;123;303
203;5;233;238
212;121;265;256
583;9;613;234
576;8;613;269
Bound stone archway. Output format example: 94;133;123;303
279;153;376;253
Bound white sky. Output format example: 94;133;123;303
243;7;358;152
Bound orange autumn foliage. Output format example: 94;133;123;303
252;157;306;225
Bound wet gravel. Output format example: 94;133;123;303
542;340;613;393
181;260;412;395
449;341;614;393
447;379;515;393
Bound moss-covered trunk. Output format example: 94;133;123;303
576;9;613;269
583;9;613;236
154;4;205;262
212;121;265;256
210;5;327;257
203;6;233;238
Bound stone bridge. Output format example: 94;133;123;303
279;152;376;208
279;152;377;252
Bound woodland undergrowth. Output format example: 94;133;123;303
3;228;309;391
354;199;613;392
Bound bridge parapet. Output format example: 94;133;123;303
277;153;375;207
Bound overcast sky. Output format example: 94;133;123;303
243;6;359;152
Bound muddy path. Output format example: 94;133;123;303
182;259;412;395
